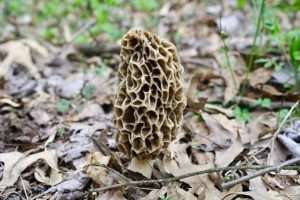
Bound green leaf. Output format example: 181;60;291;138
100;23;123;40
130;0;159;12
95;64;110;77
82;84;97;99
57;127;65;136
74;35;90;44
234;106;250;123
236;0;246;9
95;7;109;23
289;35;300;67
277;109;289;123
255;98;272;108
159;195;172;200
41;27;58;41
56;99;71;113
4;0;26;16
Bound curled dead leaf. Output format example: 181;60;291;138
0;150;61;190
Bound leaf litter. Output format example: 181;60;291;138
0;1;300;200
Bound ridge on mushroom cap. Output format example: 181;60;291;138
114;30;186;160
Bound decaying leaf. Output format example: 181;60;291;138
0;40;48;79
96;190;125;200
248;112;277;144
141;183;202;200
249;67;273;87
201;112;233;150
86;151;112;185
0;150;62;190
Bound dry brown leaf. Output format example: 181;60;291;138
96;190;126;200
160;142;221;200
68;103;104;122
34;167;62;186
0;150;61;190
0;40;47;79
249;68;273;87
200;113;245;167
221;184;244;200
215;114;250;145
248;177;270;200
260;85;283;96
187;68;221;99
201;112;233;149
222;68;241;103
215;52;245;103
268;139;290;166
215;137;243;167
247;112;277;144
262;173;298;191
204;104;234;118
86;151;112;185
280;185;300;200
141;183;200;200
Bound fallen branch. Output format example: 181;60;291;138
89;164;300;193
212;96;297;110
76;43;120;56
59;19;97;55
221;156;300;190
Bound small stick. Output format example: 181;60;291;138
91;136;124;172
210;96;297;110
55;19;96;58
20;176;29;200
221;156;300;190
88;164;300;193
268;101;299;164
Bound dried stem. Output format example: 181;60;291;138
89;164;300;193
268;101;299;164
222;156;300;190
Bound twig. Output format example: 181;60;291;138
217;96;297;110
88;164;300;193
76;43;120;56
91;136;124;172
20;176;29;200
54;19;97;58
68;20;96;44
181;58;213;68
221;156;300;190
268;101;299;164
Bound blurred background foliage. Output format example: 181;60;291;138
0;0;299;88
0;0;161;43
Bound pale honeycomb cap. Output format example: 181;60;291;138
114;30;186;160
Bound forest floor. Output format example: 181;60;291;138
0;0;300;199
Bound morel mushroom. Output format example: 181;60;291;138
114;30;186;160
